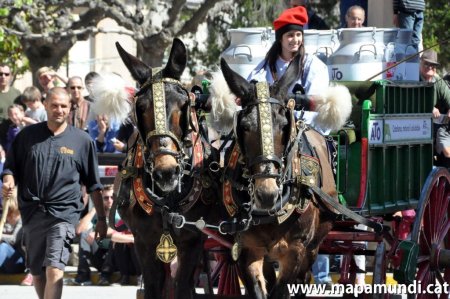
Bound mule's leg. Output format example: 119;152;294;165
263;259;276;294
238;247;267;299
134;239;166;299
174;236;204;299
269;243;307;299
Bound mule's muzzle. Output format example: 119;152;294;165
253;179;280;210
153;165;182;192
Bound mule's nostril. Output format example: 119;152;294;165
153;169;163;181
153;167;179;182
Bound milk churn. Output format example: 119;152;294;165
379;28;399;79
327;27;384;81
394;29;419;81
221;27;274;79
315;30;334;64
303;29;319;56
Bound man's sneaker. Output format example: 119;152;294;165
20;273;33;286
97;276;111;286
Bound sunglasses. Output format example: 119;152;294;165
70;86;83;90
423;62;438;69
0;72;10;77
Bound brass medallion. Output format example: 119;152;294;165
231;241;241;261
156;233;177;263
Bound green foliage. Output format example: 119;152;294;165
422;0;450;71
0;4;29;79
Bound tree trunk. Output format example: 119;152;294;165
23;37;75;87
137;31;173;67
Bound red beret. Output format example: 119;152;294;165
274;6;308;40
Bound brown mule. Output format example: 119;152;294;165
112;39;221;299
217;58;338;299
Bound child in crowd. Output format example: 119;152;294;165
21;86;47;125
4;104;25;152
0;194;25;275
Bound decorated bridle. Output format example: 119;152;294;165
136;68;192;189
234;82;297;182
229;81;302;216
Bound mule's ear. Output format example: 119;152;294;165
220;58;253;105
116;42;150;86
163;38;187;80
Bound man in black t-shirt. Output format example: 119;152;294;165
1;87;107;299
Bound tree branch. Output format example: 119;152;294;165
166;0;186;27
177;0;223;36
4;26;135;40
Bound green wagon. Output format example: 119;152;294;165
323;80;450;299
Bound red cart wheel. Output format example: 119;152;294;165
410;167;450;299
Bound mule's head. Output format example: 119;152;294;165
116;39;191;193
220;59;294;210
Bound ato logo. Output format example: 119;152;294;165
370;121;382;142
331;68;343;80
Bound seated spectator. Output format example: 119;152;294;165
112;119;135;153
21;86;47;125
87;114;122;153
66;185;120;286
112;219;141;285
340;0;367;28
345;5;365;28
0;193;25;274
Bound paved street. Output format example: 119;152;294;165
0;285;139;299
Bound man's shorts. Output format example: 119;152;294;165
436;125;450;155
23;210;75;275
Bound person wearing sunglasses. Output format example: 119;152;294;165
420;49;450;166
0;64;21;123
67;76;91;132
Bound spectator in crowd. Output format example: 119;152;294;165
1;87;107;299
340;0;367;27
393;0;425;51
67;76;91;131
21;86;47;125
88;114;122;153
420;50;450;165
111;119;135;153
0;193;25;274
0;63;21;122
35;67;67;101
4;104;25;153
345;5;365;28
289;0;329;30
84;72;100;103
68;185;119;286
112;219;141;286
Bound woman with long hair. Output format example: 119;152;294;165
247;6;330;133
